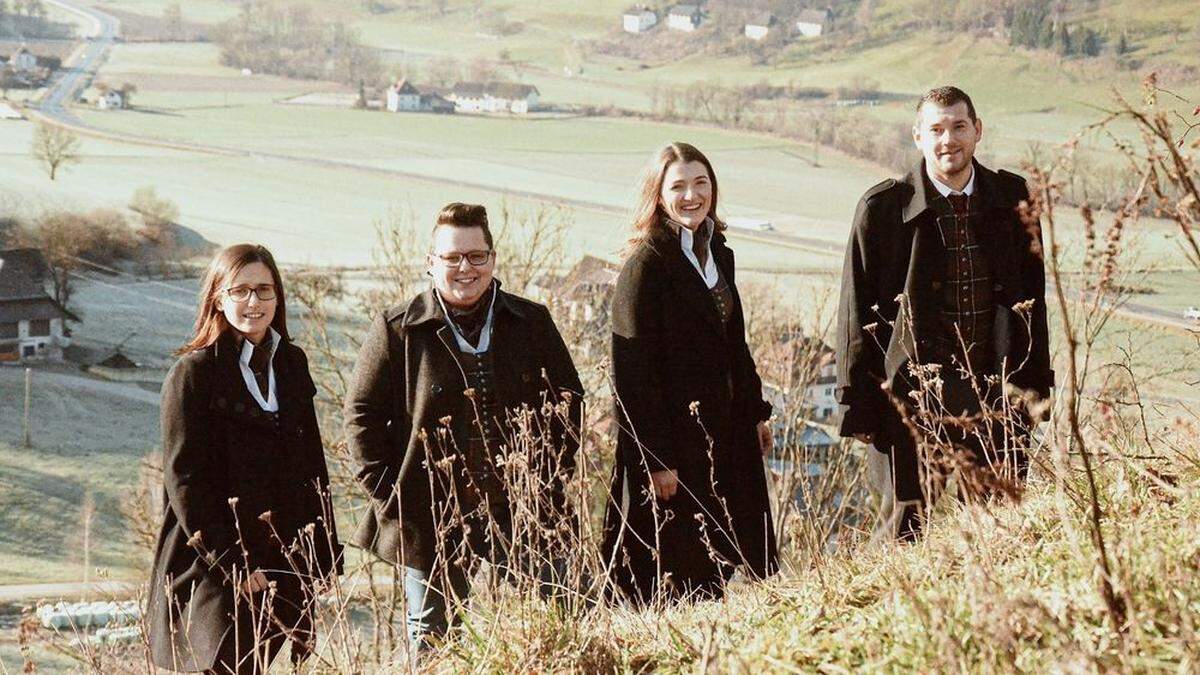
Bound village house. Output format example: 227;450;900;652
385;79;456;114
97;89;125;110
622;6;658;33
8;45;36;73
0;248;76;362
666;4;702;32
796;7;834;37
745;13;775;40
553;255;620;323
449;81;540;114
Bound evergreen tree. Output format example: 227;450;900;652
1056;23;1074;55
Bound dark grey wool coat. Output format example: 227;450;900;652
836;159;1054;501
147;332;342;672
602;226;777;602
344;283;583;570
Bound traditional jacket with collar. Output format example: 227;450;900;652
603;225;777;602
147;331;342;672
344;282;583;570
835;159;1054;482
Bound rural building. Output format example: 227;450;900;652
745;13;775;40
97;89;125;110
449;81;540;114
554;255;620;323
666;5;702;32
796;8;833;37
0;248;76;362
386;78;421;112
758;332;840;422
622;6;658;33
385;80;457;114
8;45;36;72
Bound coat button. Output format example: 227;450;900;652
994;283;1004;292
432;384;443;394
234;402;245;413
522;373;531;382
931;281;942;290
217;397;227;408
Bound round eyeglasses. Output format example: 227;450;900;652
224;284;276;302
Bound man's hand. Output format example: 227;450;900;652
757;421;774;457
650;469;678;501
853;432;875;445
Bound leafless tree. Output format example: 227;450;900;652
30;122;81;181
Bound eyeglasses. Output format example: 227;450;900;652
224;284;276;302
432;250;494;267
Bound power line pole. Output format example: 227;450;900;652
23;367;32;448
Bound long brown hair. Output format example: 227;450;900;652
625;142;726;255
177;244;289;355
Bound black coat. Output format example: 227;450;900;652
836;159;1054;501
344;284;583;570
602;227;777;601
147;332;342;673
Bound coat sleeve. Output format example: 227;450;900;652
344;314;404;510
611;251;677;472
160;357;239;581
727;253;772;424
1011;179;1055;400
535;305;585;500
836;195;890;437
292;347;344;579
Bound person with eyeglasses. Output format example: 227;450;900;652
147;244;342;674
344;202;584;653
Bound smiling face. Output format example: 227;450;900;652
913;100;983;188
428;224;495;308
659;160;713;231
218;261;276;345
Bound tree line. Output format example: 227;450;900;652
212;0;383;86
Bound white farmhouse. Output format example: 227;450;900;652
745;13;774;40
97;89;125;110
622;6;657;33
9;45;37;73
666;4;702;32
449;82;540;114
385;79;422;112
796;8;833;37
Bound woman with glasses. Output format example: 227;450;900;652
344;202;583;652
602;143;777;605
147;244;342;674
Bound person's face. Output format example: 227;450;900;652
659;160;713;231
913;100;983;184
427;225;495;308
219;262;276;344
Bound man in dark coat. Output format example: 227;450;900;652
344;203;583;651
836;86;1053;540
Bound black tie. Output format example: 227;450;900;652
248;336;272;399
947;193;969;217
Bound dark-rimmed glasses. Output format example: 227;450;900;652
432;250;494;267
224;284;276;302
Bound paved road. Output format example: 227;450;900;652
1;365;161;405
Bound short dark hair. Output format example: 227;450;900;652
915;86;977;123
433;202;494;249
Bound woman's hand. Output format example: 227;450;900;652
650;470;678;501
757;421;774;457
241;569;269;594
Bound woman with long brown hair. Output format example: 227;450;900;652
602;142;777;605
147;244;341;674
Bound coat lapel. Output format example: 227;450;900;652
660;231;727;340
